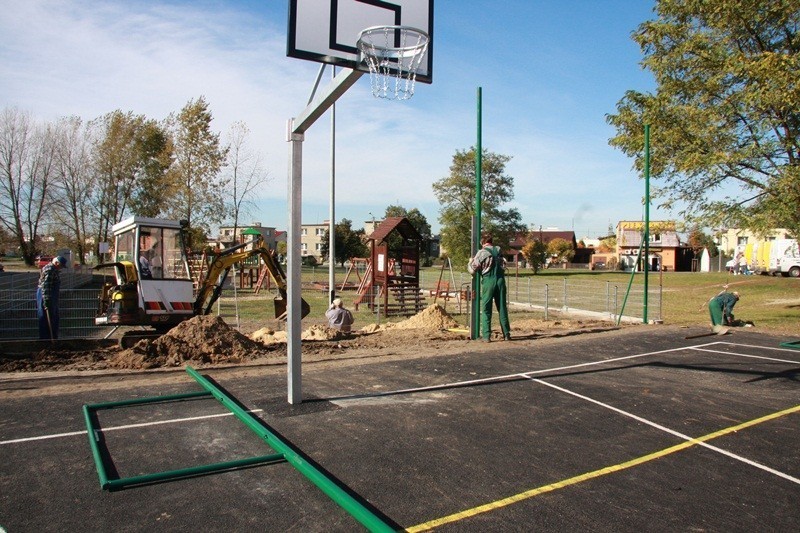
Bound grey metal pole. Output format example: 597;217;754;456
329;66;336;305
287;121;303;405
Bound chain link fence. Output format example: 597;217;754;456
1;268;663;341
0;272;100;341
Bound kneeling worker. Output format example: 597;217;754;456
326;298;354;333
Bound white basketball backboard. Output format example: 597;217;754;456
287;0;434;83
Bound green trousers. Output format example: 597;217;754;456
480;274;510;340
708;298;726;326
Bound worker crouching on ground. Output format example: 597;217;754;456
37;256;67;340
468;233;511;342
326;298;354;333
709;291;739;330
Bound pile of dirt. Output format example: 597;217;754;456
111;315;275;369
251;324;345;344
391;303;461;330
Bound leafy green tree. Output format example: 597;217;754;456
686;226;719;256
320;218;368;267
547;238;575;264
432;147;524;267
383;204;433;264
128;120;173;218
166;97;228;249
607;0;800;238
89;110;158;253
521;238;548;273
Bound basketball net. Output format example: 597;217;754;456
357;26;429;100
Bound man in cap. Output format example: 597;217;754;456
709;290;740;330
37;256;67;339
326;298;354;333
468;233;511;342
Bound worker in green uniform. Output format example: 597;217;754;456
468;233;511;342
709;291;739;327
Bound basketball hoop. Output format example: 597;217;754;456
357;25;429;100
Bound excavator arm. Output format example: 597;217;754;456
194;239;310;320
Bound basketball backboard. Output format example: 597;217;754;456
287;0;434;83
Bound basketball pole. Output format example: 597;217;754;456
471;87;483;340
329;65;336;306
287;67;363;404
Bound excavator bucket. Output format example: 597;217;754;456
273;296;311;321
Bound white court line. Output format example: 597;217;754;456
0;409;263;446
714;342;800;353
531;378;800;485
335;345;696;403
689;347;800;365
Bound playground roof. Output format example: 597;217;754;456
367;217;422;244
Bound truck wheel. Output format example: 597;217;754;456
790;266;800;278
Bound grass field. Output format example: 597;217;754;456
229;265;800;335
3;259;797;335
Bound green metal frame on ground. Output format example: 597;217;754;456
780;340;800;350
83;366;394;532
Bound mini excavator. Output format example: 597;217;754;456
94;216;309;347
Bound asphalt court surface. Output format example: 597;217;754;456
1;326;799;531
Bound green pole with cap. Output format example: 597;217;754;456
471;87;483;339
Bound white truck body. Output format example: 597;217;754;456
777;240;800;278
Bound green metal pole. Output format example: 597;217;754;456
185;366;394;532
104;453;285;491
471;87;483;340
643;124;650;324
616;237;645;326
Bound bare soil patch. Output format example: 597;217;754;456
0;304;618;373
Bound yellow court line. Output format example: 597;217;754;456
406;404;800;532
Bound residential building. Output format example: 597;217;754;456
301;222;329;263
616;220;690;271
216;222;278;251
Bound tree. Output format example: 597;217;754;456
127;119;173;218
521;238;548;273
0;107;57;265
50;116;94;264
223;121;269;237
89;110;154;254
686;226;719;256
320;218;368;267
607;0;800;238
166;97;228;249
432;147;524;267
383;204;433;264
547;238;575;264
597;235;617;253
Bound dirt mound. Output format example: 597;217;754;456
392;303;461;330
111;315;272;369
251;324;345;345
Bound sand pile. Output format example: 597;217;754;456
112;315;268;368
251;324;344;345
391;304;461;330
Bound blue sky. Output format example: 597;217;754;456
1;0;666;238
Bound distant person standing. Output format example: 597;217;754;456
36;256;67;340
468;233;511;342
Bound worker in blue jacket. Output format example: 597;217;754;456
37;256;67;339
